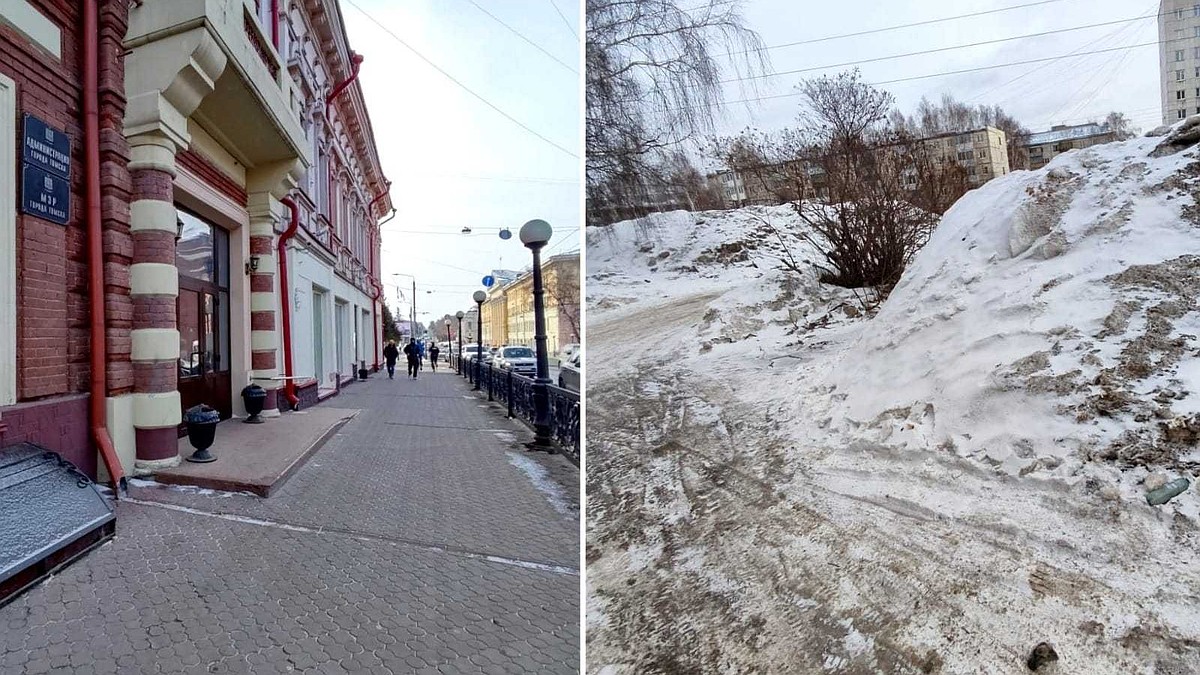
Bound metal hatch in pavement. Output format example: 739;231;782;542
0;443;115;607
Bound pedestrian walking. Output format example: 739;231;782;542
429;343;440;372
403;338;420;379
383;340;400;379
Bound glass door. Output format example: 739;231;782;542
176;209;232;426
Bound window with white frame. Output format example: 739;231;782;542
1180;109;1188;119
1178;50;1186;62
1179;69;1187;81
1179;90;1187;100
1194;46;1200;59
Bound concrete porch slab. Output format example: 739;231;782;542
153;407;359;497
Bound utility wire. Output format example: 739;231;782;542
461;0;578;73
727;0;1075;55
656;39;1171;113
548;0;579;40
343;0;578;159
722;13;1161;85
964;2;1157;104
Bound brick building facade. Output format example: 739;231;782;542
0;0;389;482
0;0;131;478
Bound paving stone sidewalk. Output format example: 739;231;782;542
0;370;580;674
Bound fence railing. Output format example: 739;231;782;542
454;354;579;462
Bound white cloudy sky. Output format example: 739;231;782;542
341;0;581;324
708;0;1162;147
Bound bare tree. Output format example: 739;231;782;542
1105;111;1139;140
789;72;936;297
586;0;768;224
548;264;580;344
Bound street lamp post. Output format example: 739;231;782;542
472;291;486;390
519;219;554;451
455;311;465;376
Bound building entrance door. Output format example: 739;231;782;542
176;209;232;428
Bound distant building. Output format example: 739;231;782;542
1021;123;1117;169
910;126;1011;186
714;170;747;205
481;284;508;348
1159;0;1200;125
718;126;1010;206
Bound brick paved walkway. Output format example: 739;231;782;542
0;371;580;674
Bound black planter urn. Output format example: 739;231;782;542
358;367;369;380
241;384;267;424
184;405;220;463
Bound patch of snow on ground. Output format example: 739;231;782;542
506;452;576;518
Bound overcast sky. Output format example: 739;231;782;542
708;0;1161;153
342;0;581;324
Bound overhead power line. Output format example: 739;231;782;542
656;39;1171;113
728;0;1075;55
965;2;1158;105
343;0;578;159
461;0;578;73
548;0;579;40
722;13;1161;85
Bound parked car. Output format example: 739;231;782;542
495;346;537;377
558;353;581;392
559;343;580;362
463;345;486;362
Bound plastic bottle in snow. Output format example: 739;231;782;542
1146;478;1191;506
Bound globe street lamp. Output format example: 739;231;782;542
472;290;486;390
456;310;465;376
519;219;554;451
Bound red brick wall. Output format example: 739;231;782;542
0;395;93;476
0;1;130;479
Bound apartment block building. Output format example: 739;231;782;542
1160;0;1200;124
718;126;1010;207
911;126;1011;186
1021;123;1117;169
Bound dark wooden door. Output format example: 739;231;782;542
176;210;232;430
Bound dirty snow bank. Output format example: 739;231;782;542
823;129;1200;514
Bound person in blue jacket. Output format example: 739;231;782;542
416;340;426;371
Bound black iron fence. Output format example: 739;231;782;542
454;355;579;462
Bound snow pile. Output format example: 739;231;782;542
586;204;860;362
824;129;1200;496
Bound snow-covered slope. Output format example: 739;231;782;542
586;123;1200;673
825;129;1200;496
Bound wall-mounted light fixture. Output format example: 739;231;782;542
176;217;184;242
245;256;260;275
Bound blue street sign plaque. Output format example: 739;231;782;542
22;114;71;179
482;275;495;288
21;164;70;226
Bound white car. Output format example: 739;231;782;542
496;346;537;377
559;343;580;361
558;353;581;392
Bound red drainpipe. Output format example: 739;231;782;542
367;179;391;215
366;181;389;372
84;0;125;493
277;198;301;409
324;52;363;116
270;0;280;48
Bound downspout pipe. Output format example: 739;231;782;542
278;198;301;409
369;278;381;371
324;52;363;117
367;179;391;216
84;0;125;494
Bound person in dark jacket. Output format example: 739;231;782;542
382;341;400;379
403;338;420;379
428;344;440;372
